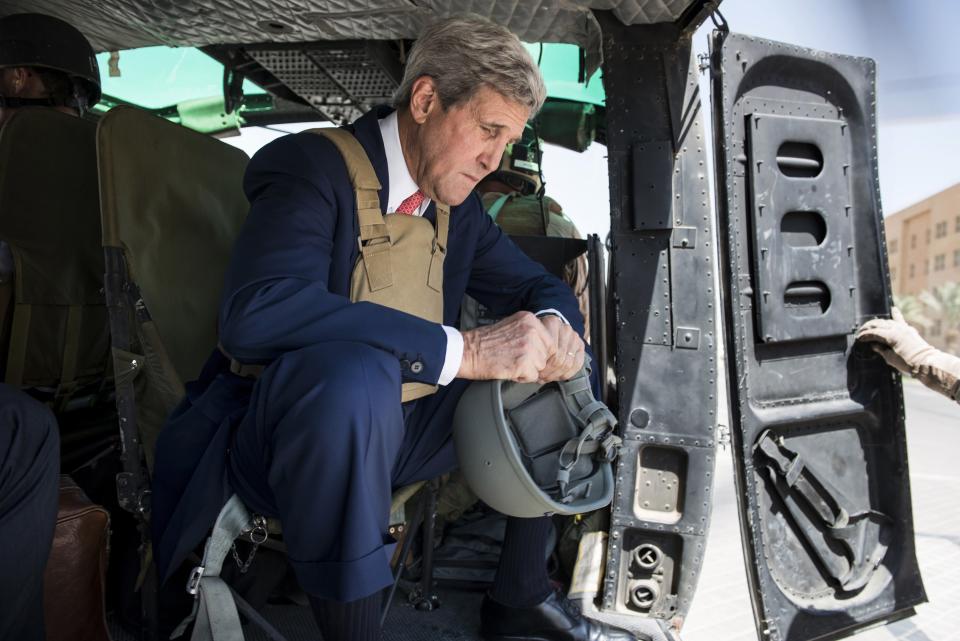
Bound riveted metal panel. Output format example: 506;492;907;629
711;30;925;641
242;41;402;123
632;142;675;230
596;14;719;633
747;114;857;343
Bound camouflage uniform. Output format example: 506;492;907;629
468;190;590;339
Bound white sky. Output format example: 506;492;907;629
223;0;960;244
707;0;960;217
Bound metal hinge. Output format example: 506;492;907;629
717;424;730;451
697;53;711;75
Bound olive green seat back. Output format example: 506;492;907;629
0;109;110;402
97;106;249;470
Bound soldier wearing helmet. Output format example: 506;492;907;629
0;13;99;641
0;13;101;274
0;12;101;126
474;126;591;337
486;125;545;195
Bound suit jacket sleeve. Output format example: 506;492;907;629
217;133;447;385
463;193;585;337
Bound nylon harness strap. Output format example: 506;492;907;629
4;303;30;386
554;363;621;501
0;277;11;366
172;494;254;641
2;300;90;406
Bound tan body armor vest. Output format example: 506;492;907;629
313;128;450;403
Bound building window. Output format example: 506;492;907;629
926;229;932;244
890;239;898;253
925;260;930;274
955;249;960;267
935;254;946;271
956;215;960;233
936;221;948;238
909;264;915;278
911;234;917;248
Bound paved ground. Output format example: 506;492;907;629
681;380;960;641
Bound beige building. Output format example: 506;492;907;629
884;182;960;350
885;182;960;297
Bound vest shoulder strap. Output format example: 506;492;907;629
307;127;451;295
308;128;388;245
309;128;381;191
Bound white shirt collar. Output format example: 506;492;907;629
378;110;432;216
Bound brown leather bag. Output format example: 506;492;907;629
43;475;111;641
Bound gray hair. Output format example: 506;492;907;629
393;15;547;114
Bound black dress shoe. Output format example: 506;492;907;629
480;591;636;641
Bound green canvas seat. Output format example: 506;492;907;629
97;104;259;636
97;105;250;476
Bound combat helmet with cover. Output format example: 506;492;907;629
452;357;621;517
0;13;101;110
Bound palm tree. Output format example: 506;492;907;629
894;294;930;330
918;283;960;353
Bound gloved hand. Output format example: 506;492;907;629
855;307;960;401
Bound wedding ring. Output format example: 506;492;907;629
567;351;577;357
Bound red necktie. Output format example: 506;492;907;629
395;190;425;215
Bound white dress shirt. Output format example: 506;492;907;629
378;112;463;385
376;112;570;387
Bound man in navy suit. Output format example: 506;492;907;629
152;15;633;641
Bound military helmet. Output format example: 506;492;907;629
0;13;101;108
452;359;621;517
491;124;542;195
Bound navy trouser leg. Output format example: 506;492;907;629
391;377;470;488
0;384;59;641
229;341;411;602
228;341;475;602
398;379;555;608
227;341;494;603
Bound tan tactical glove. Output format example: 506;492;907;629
855;307;960;401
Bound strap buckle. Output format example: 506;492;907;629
600;434;622;461
248;514;269;544
186;565;205;596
